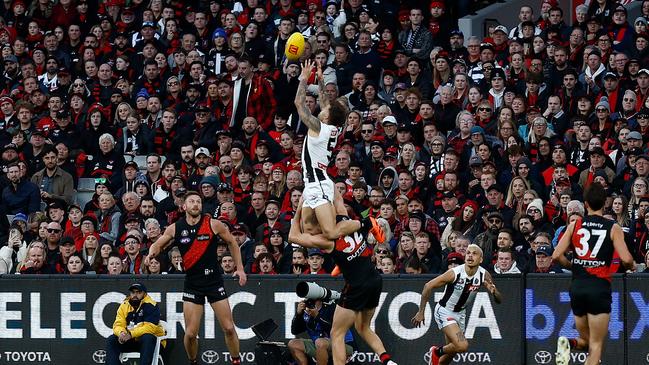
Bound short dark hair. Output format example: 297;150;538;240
497;248;513;257
404;255;428;273
584;182;607;210
182;190;202;203
328;100;348;127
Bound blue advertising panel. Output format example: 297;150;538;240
525;274;625;365
625;274;649;365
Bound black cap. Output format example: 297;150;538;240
486;184;502;194
128;282;147;292
441;191;456;199
80;215;98;228
409;210;426;222
490;68;506;80
60;235;75;246
215;129;232;138
397;123;411;132
613;4;627;14
589;147;606;156
217;182;233;192
480;42;494;52
638;108;649;119
124;161;139;170
231;223;249;235
1;143;18;153
266;198;281;207
195;103;210;112
47;200;66;211
125;213;140;223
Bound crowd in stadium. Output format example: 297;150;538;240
0;0;648;276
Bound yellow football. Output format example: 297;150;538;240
285;32;305;61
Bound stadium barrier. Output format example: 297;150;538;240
0;274;646;365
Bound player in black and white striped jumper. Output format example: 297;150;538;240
411;244;502;365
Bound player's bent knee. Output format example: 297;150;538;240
222;324;237;337
184;328;199;339
288;339;299;347
455;341;469;353
315;338;330;350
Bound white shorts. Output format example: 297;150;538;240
302;178;335;209
434;303;466;332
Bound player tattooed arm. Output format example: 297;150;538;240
145;224;175;265
411;269;456;327
213;219;247;286
483;271;502;304
294;59;321;133
316;63;330;110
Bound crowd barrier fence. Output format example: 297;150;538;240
0;274;647;364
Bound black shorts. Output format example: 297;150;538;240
338;275;382;311
570;278;612;316
183;275;228;304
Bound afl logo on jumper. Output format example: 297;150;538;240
180;230;191;244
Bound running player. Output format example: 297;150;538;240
411;244;502;365
295;59;364;240
146;191;247;365
552;182;634;365
288;194;398;365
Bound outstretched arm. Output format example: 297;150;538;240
145;224;175;264
483;271;502;304
213;219;247;286
294;59;321;133
316;63;329;110
411;269;456;327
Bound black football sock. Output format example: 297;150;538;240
436;346;445;356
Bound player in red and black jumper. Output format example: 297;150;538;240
289;192;398;365
146;191;247;365
553;183;635;365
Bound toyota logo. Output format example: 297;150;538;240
534;350;552;364
201;350;220;364
92;350;107;364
